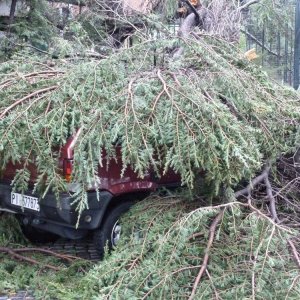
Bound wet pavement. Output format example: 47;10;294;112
0;291;34;300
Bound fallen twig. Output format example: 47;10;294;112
234;163;271;198
264;176;279;222
13;247;82;263
188;209;225;300
0;246;61;271
288;240;300;269
234;161;280;223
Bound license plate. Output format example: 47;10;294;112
11;193;40;212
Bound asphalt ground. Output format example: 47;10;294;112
0;291;34;300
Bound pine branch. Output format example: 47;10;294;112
0;246;61;271
0;86;58;119
188;209;225;300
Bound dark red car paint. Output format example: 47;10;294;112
2;136;180;195
0;136;181;240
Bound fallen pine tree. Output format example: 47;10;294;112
0;0;300;298
0;35;300;299
0;0;299;211
0;35;299;209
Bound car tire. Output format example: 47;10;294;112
93;201;133;257
20;224;60;244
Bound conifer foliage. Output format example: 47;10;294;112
1;1;300;298
0;35;299;209
78;197;300;299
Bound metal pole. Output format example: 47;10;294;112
293;0;300;89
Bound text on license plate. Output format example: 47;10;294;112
11;193;40;212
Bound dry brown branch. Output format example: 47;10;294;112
188;232;204;240
0;246;61;271
288;240;300;269
13;247;82;263
0;86;58;119
188;209;225;300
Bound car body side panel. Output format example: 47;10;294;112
1;136;181;195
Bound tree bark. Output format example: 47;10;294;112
48;0;86;5
8;0;18;31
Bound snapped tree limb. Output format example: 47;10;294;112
188;209;225;300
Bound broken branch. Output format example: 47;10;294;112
188;209;225;300
288;240;300;270
0;246;61;271
0;86;58;119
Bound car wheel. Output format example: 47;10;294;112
93;201;133;257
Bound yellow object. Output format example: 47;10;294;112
244;48;259;61
190;0;200;6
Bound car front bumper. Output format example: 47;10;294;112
0;183;113;239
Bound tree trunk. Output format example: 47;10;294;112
8;0;18;30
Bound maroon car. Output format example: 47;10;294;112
0;135;181;255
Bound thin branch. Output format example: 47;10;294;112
0;86;58;119
13;247;82;263
0;247;61;271
241;29;281;57
0;71;64;90
14;42;50;55
188;209;225;300
238;0;260;11
288;240;300;269
234;161;280;223
264;176;279;222
234;163;271;198
206;269;221;300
